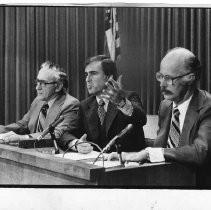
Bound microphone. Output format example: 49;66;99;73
102;124;133;152
36;115;64;141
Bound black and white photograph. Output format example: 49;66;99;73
0;0;211;209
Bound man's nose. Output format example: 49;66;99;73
86;74;91;82
160;78;167;87
36;82;42;90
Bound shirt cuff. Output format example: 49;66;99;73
117;99;133;116
145;147;165;162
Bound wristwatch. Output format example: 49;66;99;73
118;97;126;108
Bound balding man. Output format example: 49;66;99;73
108;47;211;187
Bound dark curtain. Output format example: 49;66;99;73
118;7;211;114
0;6;105;124
0;6;211;124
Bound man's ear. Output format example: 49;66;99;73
55;82;63;93
183;74;195;85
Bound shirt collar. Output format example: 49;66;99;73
173;94;193;111
46;96;57;109
96;96;109;105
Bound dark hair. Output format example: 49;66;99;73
41;61;68;93
85;55;118;80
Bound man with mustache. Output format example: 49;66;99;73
61;55;146;154
108;47;211;187
0;61;79;144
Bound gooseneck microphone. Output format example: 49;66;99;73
93;124;133;165
102;124;133;153
36;115;64;141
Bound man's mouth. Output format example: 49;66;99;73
87;84;93;89
161;89;172;95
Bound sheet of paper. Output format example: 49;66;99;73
55;151;120;168
55;151;108;160
86;160;122;168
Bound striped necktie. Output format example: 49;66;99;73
167;107;180;148
98;99;106;125
36;103;49;132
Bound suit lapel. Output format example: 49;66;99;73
85;97;100;140
29;100;46;132
180;89;204;146
180;109;198;146
105;102;118;135
44;94;65;129
159;102;172;146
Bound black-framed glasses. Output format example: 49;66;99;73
35;79;57;87
156;72;193;85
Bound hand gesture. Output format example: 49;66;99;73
101;75;125;105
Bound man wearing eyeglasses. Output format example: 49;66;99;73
0;61;79;144
108;47;211;186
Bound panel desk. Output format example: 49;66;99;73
0;144;196;186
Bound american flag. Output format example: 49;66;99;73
104;8;120;61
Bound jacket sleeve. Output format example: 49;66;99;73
164;106;211;166
0;99;38;134
126;91;147;127
30;98;79;141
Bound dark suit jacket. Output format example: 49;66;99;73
154;89;211;187
0;93;79;141
70;91;146;152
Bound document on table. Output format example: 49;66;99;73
55;151;108;161
55;151;121;168
86;160;121;168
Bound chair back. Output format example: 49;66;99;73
143;115;158;147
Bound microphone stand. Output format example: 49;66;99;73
49;126;60;154
115;143;124;165
93;143;124;166
93;151;103;165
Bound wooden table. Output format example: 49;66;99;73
0;144;196;187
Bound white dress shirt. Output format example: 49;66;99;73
146;95;193;163
96;97;109;112
96;96;133;116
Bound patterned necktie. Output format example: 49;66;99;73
98;99;106;125
36;103;49;132
167;107;180;148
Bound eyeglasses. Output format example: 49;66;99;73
35;79;57;87
156;72;192;85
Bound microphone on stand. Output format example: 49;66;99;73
36;115;64;141
102;124;133;153
93;124;133;165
